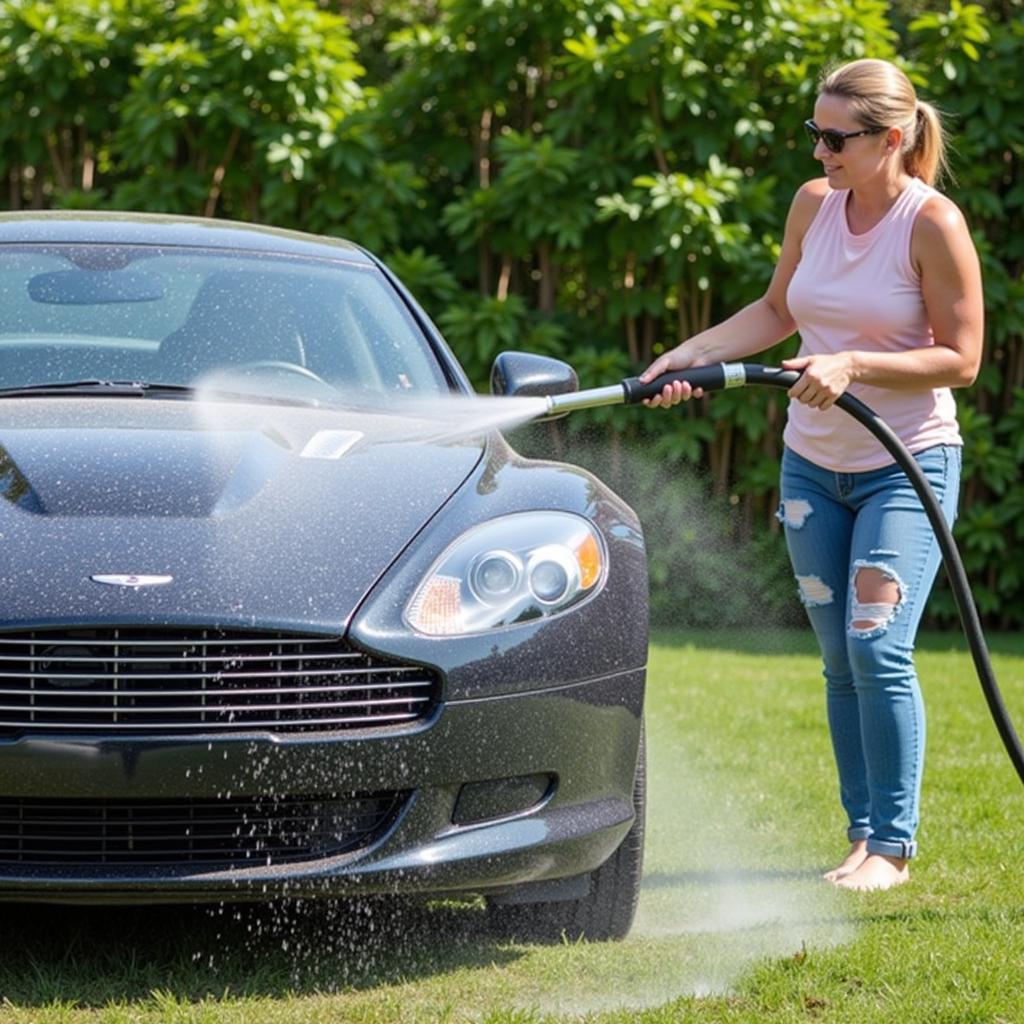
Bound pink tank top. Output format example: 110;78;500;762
783;176;961;472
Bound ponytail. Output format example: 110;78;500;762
906;99;949;187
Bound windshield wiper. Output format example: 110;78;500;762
0;379;322;407
0;380;196;398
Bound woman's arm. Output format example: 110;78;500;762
640;179;827;406
783;194;984;410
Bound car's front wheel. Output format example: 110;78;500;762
487;723;646;943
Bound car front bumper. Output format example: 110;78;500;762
0;668;644;904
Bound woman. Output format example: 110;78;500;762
640;58;983;891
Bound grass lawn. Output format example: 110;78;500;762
1;628;1022;1023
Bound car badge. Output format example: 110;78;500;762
90;574;174;588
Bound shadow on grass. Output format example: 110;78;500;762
0;896;524;1007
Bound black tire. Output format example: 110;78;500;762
487;722;646;943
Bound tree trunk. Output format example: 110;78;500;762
80;131;95;192
204;126;242;218
677;277;690;343
710;422;732;496
689;263;712;334
624;251;638;364
647;87;670;176
28;166;44;209
8;166;21;210
46;135;71;193
625;317;639;366
61;128;74;189
537;241;556;312
473;107;494;296
496;255;513;301
641;313;656;368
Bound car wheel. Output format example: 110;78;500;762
487;721;646;943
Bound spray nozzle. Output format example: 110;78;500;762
543;362;799;416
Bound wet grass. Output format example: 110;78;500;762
1;629;1022;1022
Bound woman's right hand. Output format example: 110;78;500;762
637;344;706;408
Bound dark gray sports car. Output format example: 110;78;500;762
0;213;647;940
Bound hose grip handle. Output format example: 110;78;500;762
621;362;747;404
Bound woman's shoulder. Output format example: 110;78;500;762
796;177;832;201
787;177;832;236
910;184;974;276
913;187;968;236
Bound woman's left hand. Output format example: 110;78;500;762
781;352;856;410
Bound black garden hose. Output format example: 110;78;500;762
548;362;1024;786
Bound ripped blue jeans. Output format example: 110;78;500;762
778;444;961;859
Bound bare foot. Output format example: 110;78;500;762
833;853;909;891
822;839;868;882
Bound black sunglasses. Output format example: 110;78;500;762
804;119;886;154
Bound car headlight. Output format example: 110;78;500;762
405;512;606;636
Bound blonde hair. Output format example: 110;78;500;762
821;58;949;186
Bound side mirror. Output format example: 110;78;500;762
490;351;578;421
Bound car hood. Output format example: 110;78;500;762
0;397;484;630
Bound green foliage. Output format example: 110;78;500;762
439;293;532;381
114;0;367;217
0;0;159;199
0;0;1020;626
0;0;422;246
387;246;461;310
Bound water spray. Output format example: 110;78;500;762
543;362;1024;789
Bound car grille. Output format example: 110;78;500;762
0;628;440;736
0;791;408;867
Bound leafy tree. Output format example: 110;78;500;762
0;0;158;206
113;0;367;218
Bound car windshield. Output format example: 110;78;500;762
0;244;450;402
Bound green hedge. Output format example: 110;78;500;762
1;0;1019;626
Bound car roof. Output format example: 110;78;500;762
0;211;377;265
